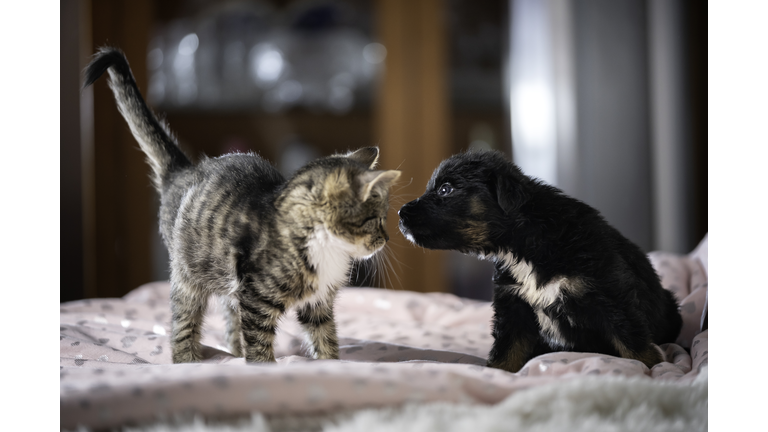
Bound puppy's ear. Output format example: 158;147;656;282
494;173;527;215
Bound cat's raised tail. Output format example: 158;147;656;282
82;47;192;190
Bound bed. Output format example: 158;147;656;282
60;235;708;431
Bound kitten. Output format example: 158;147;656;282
83;47;401;363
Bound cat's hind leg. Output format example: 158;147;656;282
170;277;208;364
297;301;340;360
219;296;243;357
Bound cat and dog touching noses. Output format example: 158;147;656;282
84;48;682;373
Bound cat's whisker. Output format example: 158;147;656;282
393;176;414;192
368;257;378;288
389;197;412;206
376;245;401;290
348;261;357;286
392;191;420;200
366;250;381;287
387;253;404;288
385;249;403;290
383;243;408;268
385;240;415;249
372;253;386;289
376;248;390;288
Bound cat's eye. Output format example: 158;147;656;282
437;183;454;197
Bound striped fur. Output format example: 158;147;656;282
83;48;400;363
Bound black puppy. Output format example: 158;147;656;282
398;150;682;373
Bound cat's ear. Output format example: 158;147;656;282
346;147;380;169
358;170;401;201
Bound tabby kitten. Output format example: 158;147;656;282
83;48;401;364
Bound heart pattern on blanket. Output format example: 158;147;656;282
120;336;137;348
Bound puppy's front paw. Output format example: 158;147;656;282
635;343;665;369
486;356;525;373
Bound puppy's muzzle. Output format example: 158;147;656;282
397;199;420;237
398;200;419;225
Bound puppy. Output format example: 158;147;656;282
398;150;682;373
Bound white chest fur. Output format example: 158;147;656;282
536;309;572;349
483;251;583;349
490;251;568;309
297;225;362;308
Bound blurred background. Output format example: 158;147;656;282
61;0;706;303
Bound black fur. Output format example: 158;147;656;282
398;150;682;372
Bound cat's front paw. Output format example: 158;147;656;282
243;348;277;363
172;350;203;364
314;352;340;360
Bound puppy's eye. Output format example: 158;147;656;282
437;183;454;197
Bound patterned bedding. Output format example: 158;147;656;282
60;236;708;430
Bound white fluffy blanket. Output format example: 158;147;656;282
110;367;707;432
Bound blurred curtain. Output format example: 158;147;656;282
507;0;697;253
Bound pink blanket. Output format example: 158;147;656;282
60;236;708;430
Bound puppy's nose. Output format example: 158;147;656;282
398;202;414;220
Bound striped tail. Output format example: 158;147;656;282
82;47;192;190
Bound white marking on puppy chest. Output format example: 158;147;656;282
536;309;571;349
495;252;565;308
